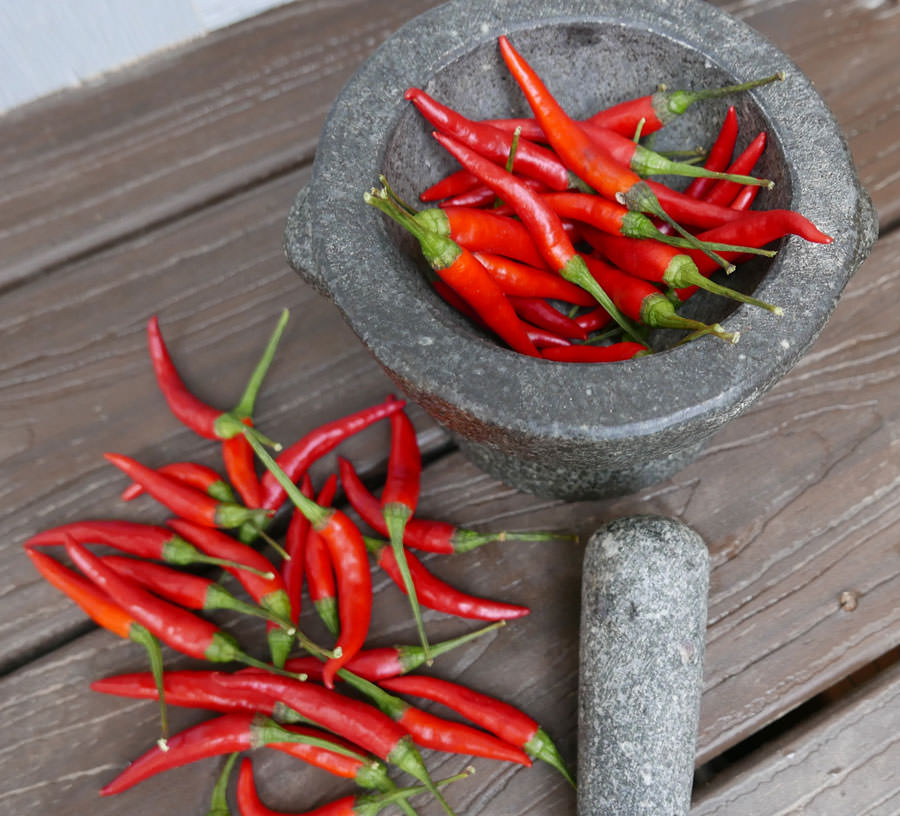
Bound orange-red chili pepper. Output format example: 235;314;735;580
223;418;264;508
104;452;270;530
303;474;341;636
258;396;405;511
471;251;596;304
121;461;235;503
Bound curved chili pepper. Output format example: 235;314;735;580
284;622;504;682
100;555;287;626
245;436;373;690
166;518;294;666
573;306;612;333
104;452;270;530
258;396;405;511
366;189;539;357
64;539;285;674
415;206;547;268
471;251;595;304
540;342;647;363
365;536;529;621
380;674;573;786
582;225;780;315
101;712;371;796
581;254;738;342
338;456;563;554
508;296;588;340
282;473;314;625
121;461;235;503
303;474;340;636
439;176;550;209
405;87;586;192
685;106;738;199
24;519;264;573
26;547;170;739
429;131;643;345
420;169;479;202
224;419;264;508
584;72;784;137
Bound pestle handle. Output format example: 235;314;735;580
578;515;709;815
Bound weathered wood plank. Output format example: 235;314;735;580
0;0;444;290
0;0;894;293
691;659;900;814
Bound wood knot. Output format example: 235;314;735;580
839;591;859;612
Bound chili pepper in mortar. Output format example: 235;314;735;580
420;169;479;202
339;456;565;554
258;396;405;512
426;134;645;345
684;106;739;199
24;520;270;575
121;461;236;503
381;674;573;786
26;547;170;743
104;453;271;530
471;251;595;304
540;343;647;363
439;176;550;209
508;296;589;340
365;536;529;621
365;188;540;357
303;474;341;636
244;435;373;690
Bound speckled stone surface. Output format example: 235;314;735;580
578;516;708;815
283;0;878;500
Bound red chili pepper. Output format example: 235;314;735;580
365;536;529;621
258;396;405;511
581;225;780;315
245;437;374;690
415;206;547;268
24;520;263;572
121;461;235;503
100;554;286;626
471;251;595;304
540;342;647;363
508;296;588;340
584;72;784;137
581;254;737;341
644;181;750;229
104;452;270;530
282;473;314;625
338;456;563;554
366;188;540;357
64;538;280;672
685;106;738;199
729;183;760;212
101;712;372;796
284;622;504;682
380;674;573;785
573;306;612;333
28;546;171;741
303;474;341;636
429;132;643;345
439;176;550;209
224;418;264;508
703;131;767;208
420;169;479;202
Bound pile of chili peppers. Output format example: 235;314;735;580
25;311;574;815
366;35;833;362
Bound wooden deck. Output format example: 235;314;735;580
2;1;898;813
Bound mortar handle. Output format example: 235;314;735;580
283;185;329;297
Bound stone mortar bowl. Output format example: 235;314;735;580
284;0;877;500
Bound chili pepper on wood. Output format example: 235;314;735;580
508;296;588;340
685;106;738;199
104;452;271;530
224;419;264;508
64;538;292;675
540;342;647;363
27;547;170;741
100;555;288;626
24;519;267;574
245;435;373;690
339;456;564;553
303;474;341;636
121;461;235;503
495;36;736;273
367;188;540;357
429;132;644;345
365;536;529;621
703;131;767;208
259;396;405;511
207;752;239;816
285;622;504;682
381;674;573;785
283;473;314;625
